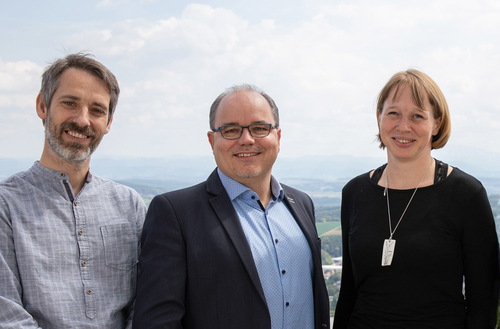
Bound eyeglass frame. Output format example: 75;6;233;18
212;123;277;140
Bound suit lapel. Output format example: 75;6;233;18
282;188;320;256
206;170;268;305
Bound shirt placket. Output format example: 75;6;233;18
73;196;96;319
265;203;290;329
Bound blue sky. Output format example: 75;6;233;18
1;0;499;162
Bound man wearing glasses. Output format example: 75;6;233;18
133;84;330;329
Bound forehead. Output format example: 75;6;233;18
54;68;110;99
385;83;430;107
215;90;273;125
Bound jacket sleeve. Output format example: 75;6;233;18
132;194;186;329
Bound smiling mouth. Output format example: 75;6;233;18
394;138;413;144
67;130;89;139
235;153;258;157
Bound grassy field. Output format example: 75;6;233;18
316;221;341;236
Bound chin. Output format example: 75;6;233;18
235;168;262;179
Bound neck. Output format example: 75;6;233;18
384;155;435;189
239;176;273;209
39;147;90;196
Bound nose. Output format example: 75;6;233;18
73;107;91;127
397;116;411;132
238;127;255;144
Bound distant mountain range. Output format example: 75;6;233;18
2;146;500;196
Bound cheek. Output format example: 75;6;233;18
378;119;389;132
212;142;232;160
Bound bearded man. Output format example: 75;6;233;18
0;53;146;329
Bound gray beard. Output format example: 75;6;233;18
45;115;97;164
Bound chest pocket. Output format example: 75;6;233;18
100;223;138;270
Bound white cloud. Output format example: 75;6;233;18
0;59;42;92
2;0;500;159
96;0;129;9
64;27;146;57
0;59;42;111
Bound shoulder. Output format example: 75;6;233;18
432;167;490;213
92;175;141;196
281;183;310;198
280;183;315;212
0;169;39;222
0;169;33;200
146;181;213;225
151;180;208;205
153;169;224;203
90;175;146;209
444;167;485;196
281;183;312;202
342;171;373;194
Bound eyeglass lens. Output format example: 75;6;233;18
220;124;271;139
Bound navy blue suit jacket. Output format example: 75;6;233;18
133;169;330;329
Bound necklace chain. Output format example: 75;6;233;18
385;158;433;240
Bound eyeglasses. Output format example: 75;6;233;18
213;123;277;140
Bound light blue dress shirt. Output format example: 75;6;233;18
0;162;146;328
218;169;314;329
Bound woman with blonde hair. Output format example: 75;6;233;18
333;69;499;328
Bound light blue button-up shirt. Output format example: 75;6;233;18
0;162;146;329
218;169;314;329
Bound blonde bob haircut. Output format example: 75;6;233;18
376;69;451;150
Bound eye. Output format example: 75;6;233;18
92;108;107;115
222;126;240;134
251;125;268;132
63;101;76;107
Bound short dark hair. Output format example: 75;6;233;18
209;84;279;131
40;52;119;124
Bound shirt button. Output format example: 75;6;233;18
74;201;78;206
78;230;83;235
275;239;278;244
59;172;65;177
282;270;286;274
286;302;290;306
81;261;87;267
87;289;92;295
251;195;256;199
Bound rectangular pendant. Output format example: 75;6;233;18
381;239;396;266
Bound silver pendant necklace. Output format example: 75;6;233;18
381;159;433;266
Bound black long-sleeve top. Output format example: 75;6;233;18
334;164;499;328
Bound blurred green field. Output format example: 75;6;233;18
316;221;341;236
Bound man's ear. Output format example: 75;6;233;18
207;131;215;151
104;115;113;134
36;93;47;123
276;127;281;152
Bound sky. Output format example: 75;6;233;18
1;0;500;162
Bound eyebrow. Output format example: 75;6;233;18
220;120;270;126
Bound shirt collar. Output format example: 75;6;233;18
31;161;93;184
217;168;284;201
